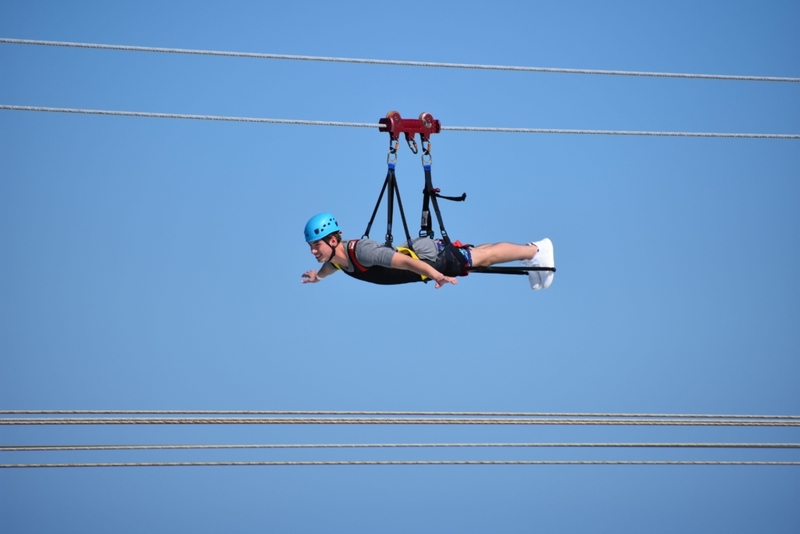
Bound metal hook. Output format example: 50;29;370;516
407;136;419;154
387;140;398;164
421;140;432;166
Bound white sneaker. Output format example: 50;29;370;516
521;238;555;290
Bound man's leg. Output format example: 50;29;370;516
469;242;538;268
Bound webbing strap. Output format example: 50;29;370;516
363;167;391;240
420;189;466;237
435;192;467;202
392;173;414;250
468;266;557;275
364;165;414;252
421;164;452;245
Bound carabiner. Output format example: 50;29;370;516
421;140;433;166
406;136;419;154
387;140;399;164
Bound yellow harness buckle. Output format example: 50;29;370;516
396;246;428;282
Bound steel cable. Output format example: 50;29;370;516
3;417;799;426
1;38;798;83
3;410;799;419
3;442;799;452
2;105;798;139
3;460;800;468
0;105;375;128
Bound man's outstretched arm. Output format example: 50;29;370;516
302;262;337;284
390;253;457;289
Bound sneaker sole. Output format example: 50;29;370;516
536;238;555;289
528;270;542;290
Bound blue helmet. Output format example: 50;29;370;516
304;212;340;242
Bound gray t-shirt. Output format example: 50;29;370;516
329;238;437;273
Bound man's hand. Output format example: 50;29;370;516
302;263;336;284
433;275;458;289
301;270;321;283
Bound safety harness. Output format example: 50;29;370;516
332;239;429;285
353;111;555;283
355;112;471;284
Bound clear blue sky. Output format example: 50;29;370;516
1;1;798;532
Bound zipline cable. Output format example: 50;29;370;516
4;410;799;419
0;105;373;128
2;105;798;139
1;38;798;83
3;417;799;426
4;460;800;468
3;442;799;452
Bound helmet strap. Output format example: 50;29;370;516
323;235;338;263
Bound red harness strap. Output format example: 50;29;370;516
346;240;368;272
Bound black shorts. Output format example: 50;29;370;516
434;240;472;276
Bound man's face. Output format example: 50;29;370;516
308;239;331;263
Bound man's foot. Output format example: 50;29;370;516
521;238;555;290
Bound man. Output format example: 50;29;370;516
301;212;555;290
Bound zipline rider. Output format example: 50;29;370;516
301;213;555;290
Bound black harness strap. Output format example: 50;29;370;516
363;162;415;252
468;265;557;275
362;169;390;241
420;185;466;239
419;158;470;274
421;164;451;243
